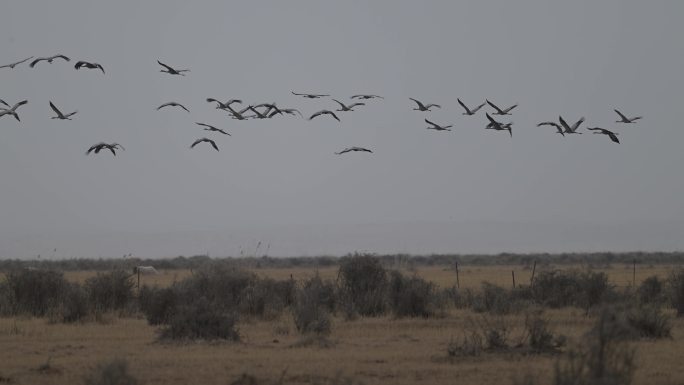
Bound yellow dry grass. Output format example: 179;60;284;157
1;264;682;385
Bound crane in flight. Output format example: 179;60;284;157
30;55;70;68
292;91;329;99
49;101;77;120
157;102;190;112
586;127;620;143
195;122;230;136
0;56;34;69
457;99;486;116
410;98;440;111
190;138;219;151
614;109;642;123
309;110;340;122
335;147;373;155
74;61;105;74
157;60;189;76
425;119;452;131
0;100;29;121
486;100;518;115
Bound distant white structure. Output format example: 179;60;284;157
134;266;159;275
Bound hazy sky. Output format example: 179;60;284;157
2;1;683;258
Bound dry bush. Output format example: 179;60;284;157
292;276;332;335
637;276;664;304
532;270;611;311
447;331;483;357
553;307;636;385
388;270;445;318
625;304;671;339
85;270;135;313
521;309;565;353
668;269;684;316
159;297;240;341
84;358;139;385
4;268;69;316
139;286;177;325
338;254;387;317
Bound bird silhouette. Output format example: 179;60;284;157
0;56;34;69
30;55;70;68
49;101;77;120
425;119;452;131
586;127;620;143
195;122;231;136
457;99;487;115
158;60;189;76
335;147;373;155
410;98;440;111
74;61;105;74
486;100;518;115
190;138;219;151
614;109;642;123
157;102;189;112
309;110;340;122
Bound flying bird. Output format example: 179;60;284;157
0;100;28;121
291;91;329;99
537;121;565;136
157;60;189;76
335;147;373;155
350;94;383;100
309;110;340;122
558;116;584;134
206;98;242;109
486;100;518;115
190;138;219;151
614;109;642;123
410;98;440;111
74;61;105;74
195;122;231;136
332;99;365;112
0;99;8;108
587;127;620;143
425;119;452;131
49;101;77;120
157;102;189;112
223;105;250;120
485;113;512;137
86;142;124;156
269;108;302;118
29;55;70;68
0;56;34;69
457;99;487;115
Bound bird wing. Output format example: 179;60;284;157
74;61;86;70
49;101;64;118
471;102;487;113
502;104;518;113
209;139;219;151
328;111;340;121
537;122;560;128
195;122;213;129
11;100;28;111
65;111;78;118
349;103;365;108
55;55;70;62
190;139;203;148
179;104;190;112
614;109;629;121
157;103;171;110
409;98;425;109
29;57;44;68
157;60;175;71
607;132;620;143
571;117;585;132
486;100;503;113
217;129;231;136
335;148;351;155
424;119;438;128
0;99;8;108
332;99;347;109
558;116;572;132
457;99;472;114
96;64;105;74
426;104;441;109
291;91;304;96
108;146;117;156
309;111;322;120
485;113;503;130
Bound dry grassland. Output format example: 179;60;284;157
1;264;682;385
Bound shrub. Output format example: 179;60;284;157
139;286;178;325
522;309;564;353
388;271;445;318
174;263;254;312
637;276;663;304
668;269;684;316
85;270;135;313
84;358;138;385
447;332;483;357
531;270;611;311
472;282;515;314
58;283;89;323
292;276;332;335
626;304;671;339
160;297;240;341
5;269;69;316
554;307;636;385
239;278;294;320
338;255;387;316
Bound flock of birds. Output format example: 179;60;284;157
2;55;642;156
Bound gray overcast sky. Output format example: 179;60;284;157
2;1;684;258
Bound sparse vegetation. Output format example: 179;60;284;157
159;297;240;341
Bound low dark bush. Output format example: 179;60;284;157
626;304;671;339
388;271;445;318
139;286;178;325
668;269;684;316
637;276;664;304
159;297;240;341
292;276;332;335
5;268;69;316
58;282;89;323
338;254;387;317
239;277;295;320
85;270;135;312
531;270;611;311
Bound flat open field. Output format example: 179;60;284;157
1;264;683;385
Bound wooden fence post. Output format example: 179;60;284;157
455;262;460;289
633;259;636;287
530;260;537;284
512;270;516;288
